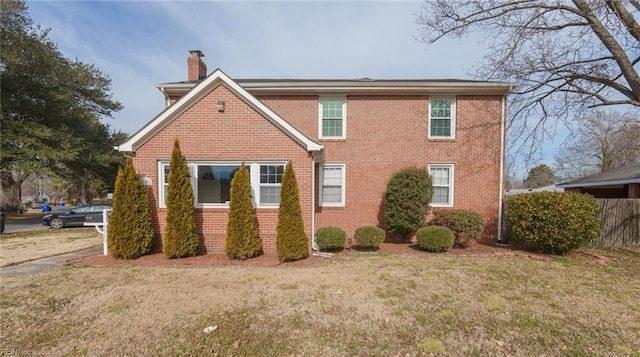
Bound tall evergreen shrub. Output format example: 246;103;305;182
107;157;154;259
276;161;308;262
164;139;200;258
226;162;262;259
383;167;433;241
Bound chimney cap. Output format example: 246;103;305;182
189;50;205;57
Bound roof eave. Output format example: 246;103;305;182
557;178;640;188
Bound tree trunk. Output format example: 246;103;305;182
0;169;22;213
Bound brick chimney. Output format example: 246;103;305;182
187;50;207;81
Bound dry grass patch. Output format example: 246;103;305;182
0;229;101;267
1;247;639;356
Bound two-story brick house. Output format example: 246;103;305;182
118;51;514;254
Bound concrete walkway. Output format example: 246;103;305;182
0;246;103;276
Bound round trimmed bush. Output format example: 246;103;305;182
354;226;386;249
316;226;347;251
430;209;484;248
506;191;600;255
417;226;455;252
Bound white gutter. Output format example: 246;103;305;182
158;86;170;108
497;88;511;242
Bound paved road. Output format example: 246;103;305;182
3;205;70;233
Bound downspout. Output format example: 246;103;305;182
497;88;511;243
311;152;318;251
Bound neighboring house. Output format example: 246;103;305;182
557;163;640;198
118;51;514;254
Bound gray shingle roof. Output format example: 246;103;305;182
557;163;640;188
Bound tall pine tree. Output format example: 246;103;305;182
107;157;154;259
164;139;200;258
226;162;262;260
276;161;308;262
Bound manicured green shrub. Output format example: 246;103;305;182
226;163;262;260
383;167;433;241
354;226;386;249
416;226;455;252
316;226;347;251
430;209;484;248
164;139;200;258
506;191;601;255
276;161;309;262
108;157;154;259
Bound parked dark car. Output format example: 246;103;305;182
42;204;112;229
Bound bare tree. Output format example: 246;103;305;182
555;110;640;180
416;0;640;162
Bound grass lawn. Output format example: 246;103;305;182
1;247;639;356
0;229;102;267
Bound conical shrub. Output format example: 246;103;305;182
164;139;200;258
108;157;154;259
226;162;262;259
276;161;308;262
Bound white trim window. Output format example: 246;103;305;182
429;164;454;207
319;98;346;139
158;161;285;208
259;164;284;206
428;97;455;139
319;164;345;206
160;162;170;207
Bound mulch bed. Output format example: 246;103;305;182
61;240;610;268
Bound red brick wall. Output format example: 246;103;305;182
133;84;313;254
260;94;505;240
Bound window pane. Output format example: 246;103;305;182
322;186;342;203
197;165;243;204
260;165;284;184
430;167;450;185
322;100;343;118
260;164;284;205
430;118;451;137
431;99;451;118
432;187;450;204
260;186;281;205
322;119;343;137
322;166;343;204
322;100;344;137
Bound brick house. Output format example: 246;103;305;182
118;51;514;254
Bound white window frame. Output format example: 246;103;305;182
158;161;286;209
319;163;346;207
318;97;346;139
429;164;454;207
428;97;456;139
257;163;285;207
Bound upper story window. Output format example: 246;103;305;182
429;164;454;207
429;97;455;139
319;98;346;139
158;161;285;208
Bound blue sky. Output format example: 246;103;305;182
27;1;489;134
26;0;549;179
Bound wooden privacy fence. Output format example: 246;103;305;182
501;198;640;247
594;199;640;247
